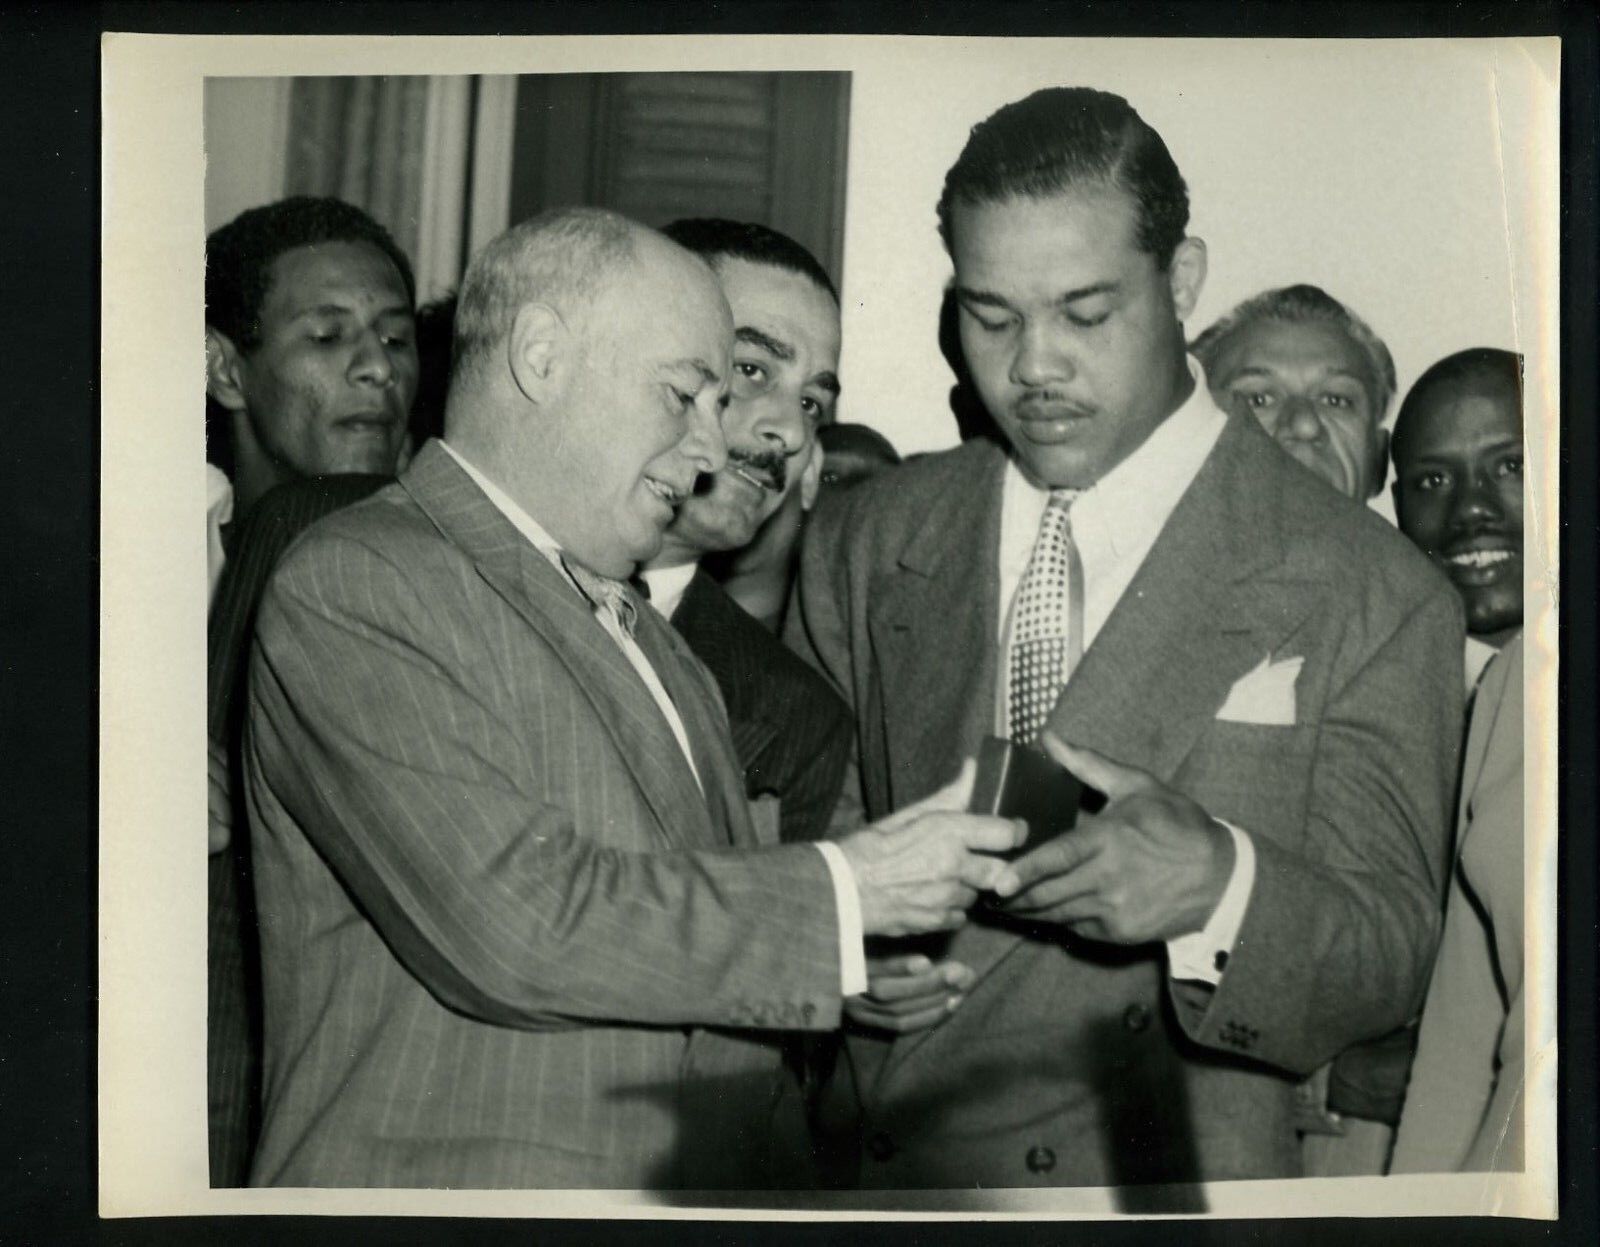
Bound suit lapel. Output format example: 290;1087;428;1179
868;442;1007;812
399;442;718;852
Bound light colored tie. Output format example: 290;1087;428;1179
1007;488;1085;745
560;554;639;637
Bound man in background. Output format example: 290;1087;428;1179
204;195;420;1185
816;421;903;496
1387;348;1525;1173
789;86;1462;1188
243;207;1021;1188
645;217;852;844
1191;283;1395;503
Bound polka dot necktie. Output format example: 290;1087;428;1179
561;554;639;637
1007;489;1085;746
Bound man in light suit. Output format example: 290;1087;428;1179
244;208;1021;1189
788;87;1465;1187
1389;347;1526;1172
641;218;852;845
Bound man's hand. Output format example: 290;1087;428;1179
989;734;1234;944
838;761;1026;938
844;953;976;1035
208;736;233;856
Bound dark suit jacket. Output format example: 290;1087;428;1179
787;412;1465;1188
670;568;852;844
244;442;844;1189
207;474;390;1186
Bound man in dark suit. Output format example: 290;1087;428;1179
204;196;420;1185
787;87;1465;1187
243;207;1022;1188
636;218;851;845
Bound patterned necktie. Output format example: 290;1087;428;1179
560;554;639;637
1007;488;1085;745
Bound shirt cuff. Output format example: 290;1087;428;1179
1166;821;1255;985
812;842;869;996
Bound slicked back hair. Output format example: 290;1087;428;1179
1392;347;1524;461
937;87;1190;268
204;196;415;352
1190;283;1399;422
451;207;640;385
661;217;838;303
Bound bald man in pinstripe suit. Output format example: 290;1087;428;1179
243;208;1020;1189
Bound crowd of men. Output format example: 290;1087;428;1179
203;85;1527;1192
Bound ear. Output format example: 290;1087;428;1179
507;302;566;404
1369;427;1392;499
799;438;824;511
205;327;250;413
1167;237;1208;323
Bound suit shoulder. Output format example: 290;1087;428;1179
816;438;1001;543
1276;463;1458;617
269;480;454;602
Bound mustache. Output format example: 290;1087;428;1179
726;447;788;492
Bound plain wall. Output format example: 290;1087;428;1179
836;39;1548;465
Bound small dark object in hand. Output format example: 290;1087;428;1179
968;734;1086;861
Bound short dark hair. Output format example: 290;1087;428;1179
937;87;1190;267
205;196;416;352
1392;347;1524;461
1191;284;1398;420
661;217;838;303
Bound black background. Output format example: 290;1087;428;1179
2;2;1593;1243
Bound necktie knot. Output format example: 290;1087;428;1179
561;554;639;636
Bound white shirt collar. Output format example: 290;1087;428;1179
439;439;563;566
1002;355;1227;559
640;562;699;621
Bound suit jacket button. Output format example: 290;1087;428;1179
866;1131;897;1161
1025;1145;1056;1174
1122;1003;1151;1033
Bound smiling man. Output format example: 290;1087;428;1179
637;218;852;846
789;87;1465;1188
242;208;1022;1189
1392;347;1525;679
1192;284;1396;501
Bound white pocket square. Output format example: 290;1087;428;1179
1215;655;1303;726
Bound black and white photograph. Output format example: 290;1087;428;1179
99;31;1559;1222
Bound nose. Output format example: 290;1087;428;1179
1010;321;1076;388
1274;395;1325;443
348;329;397;388
1450;463;1505;529
748;392;808;457
681;398;728;477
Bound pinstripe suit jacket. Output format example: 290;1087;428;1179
208;473;390;1187
788;413;1465;1188
670;569;852;844
244;442;844;1189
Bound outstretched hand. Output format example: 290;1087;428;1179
989;734;1234;945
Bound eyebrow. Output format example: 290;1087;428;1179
955;281;1120;310
812;372;841;397
1226;365;1368;384
290;301;413;321
735;326;795;362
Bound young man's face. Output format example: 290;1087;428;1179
1392;374;1524;644
1207;318;1388;500
216;240;419;486
950;185;1203;490
654;258;839;566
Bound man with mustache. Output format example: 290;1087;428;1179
638;218;852;845
204;195;421;1184
1191;284;1396;503
243;208;1022;1188
788;87;1464;1186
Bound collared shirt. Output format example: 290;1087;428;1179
440;442;866;995
994;358;1255;986
640;561;699;622
1464;636;1498;692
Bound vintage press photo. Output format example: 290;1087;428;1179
100;32;1559;1220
